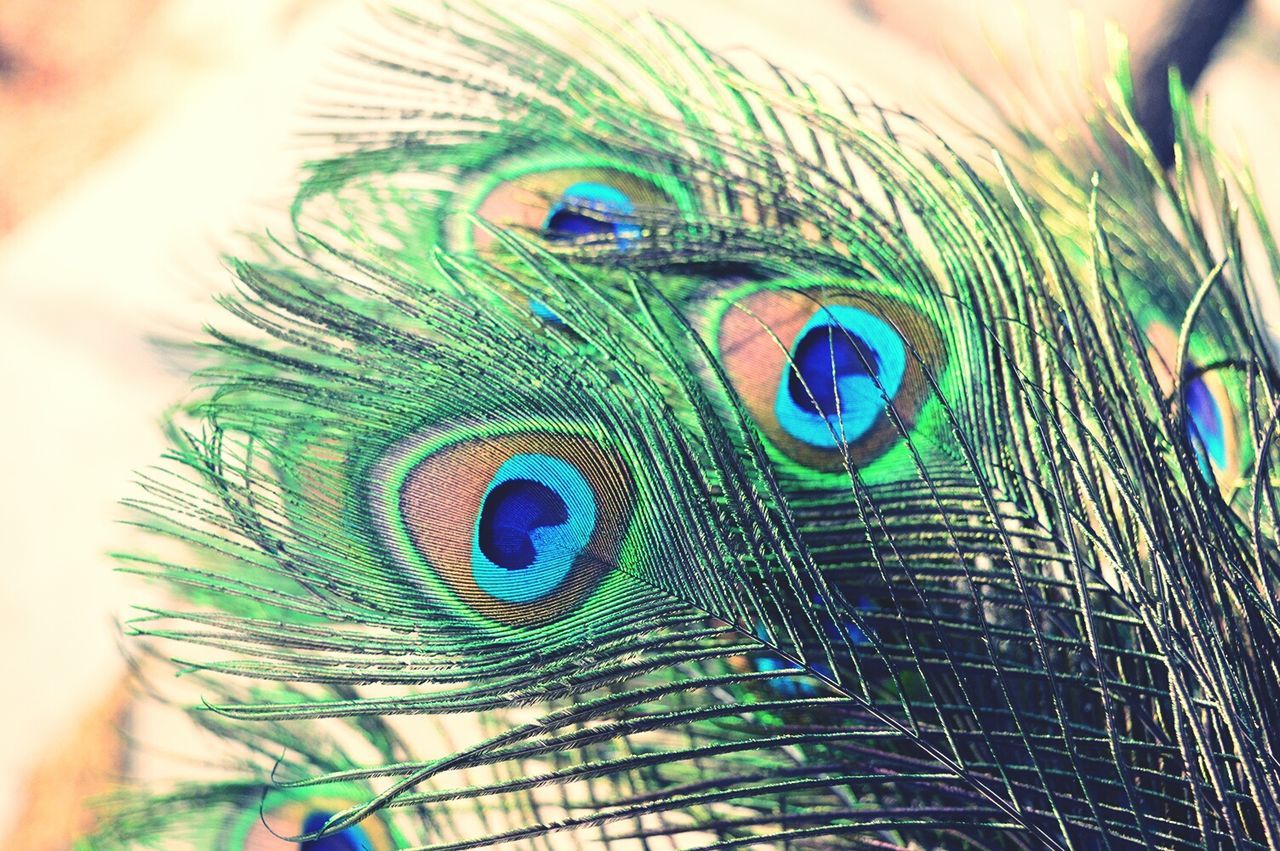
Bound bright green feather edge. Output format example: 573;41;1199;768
95;3;1280;849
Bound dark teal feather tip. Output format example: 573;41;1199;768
100;2;1280;849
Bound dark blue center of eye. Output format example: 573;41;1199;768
788;324;881;417
545;208;619;239
1184;369;1226;469
300;811;370;851
543;181;635;242
477;479;570;570
773;306;907;450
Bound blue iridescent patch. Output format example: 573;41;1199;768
543;181;640;247
472;453;597;602
300;811;371;851
1184;370;1226;470
775;305;907;448
750;596;874;696
529;300;564;325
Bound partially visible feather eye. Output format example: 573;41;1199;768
463;159;692;250
733;595;875;697
541;181;640;245
1185;368;1229;470
226;794;398;850
709;283;944;472
1145;321;1242;484
366;428;636;627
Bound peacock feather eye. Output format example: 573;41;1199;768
774;305;907;449
367;429;636;627
1144;321;1241;485
541;181;641;246
709;283;943;472
1184;369;1227;469
473;452;597;603
461;159;692;250
297;812;371;851
224;794;397;850
730;596;874;697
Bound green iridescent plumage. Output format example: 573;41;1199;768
100;3;1280;849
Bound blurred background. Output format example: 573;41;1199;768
1;1;1278;847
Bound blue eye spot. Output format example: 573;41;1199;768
775;305;907;449
789;325;880;415
529;300;564;325
748;623;818;696
300;811;371;851
472;453;597;603
751;651;817;697
479;480;568;569
1184;368;1227;473
749;596;874;696
543;181;640;247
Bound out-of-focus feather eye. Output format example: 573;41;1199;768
1185;371;1227;469
1145;321;1240;484
230;797;396;850
542;181;641;246
297;812;371;851
730;596;875;697
713;286;941;472
467;164;683;250
367;430;636;627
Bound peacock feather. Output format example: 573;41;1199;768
98;2;1280;848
